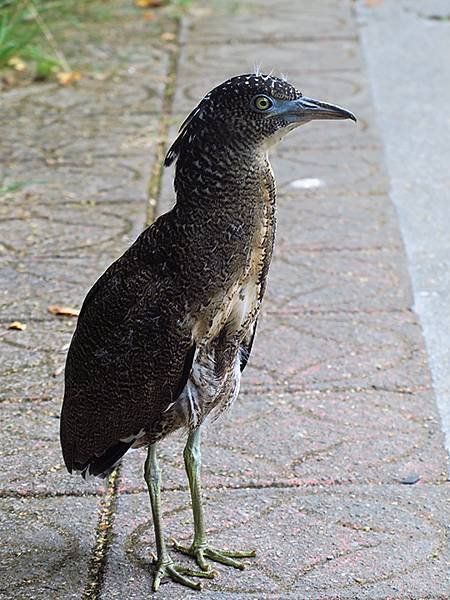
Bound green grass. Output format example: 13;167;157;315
0;0;193;82
0;1;60;75
0;0;116;80
0;177;28;195
0;0;190;82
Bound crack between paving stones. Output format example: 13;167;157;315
82;468;120;600
112;478;450;494
1;478;446;502
145;20;182;227
186;35;358;46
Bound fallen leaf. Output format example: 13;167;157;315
142;10;156;21
160;32;176;42
8;321;26;331
365;0;383;6
52;365;65;377
48;305;79;317
135;0;164;7
8;57;27;72
56;71;82;85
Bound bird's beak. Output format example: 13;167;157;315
280;96;357;124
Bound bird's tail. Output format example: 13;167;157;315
75;439;134;480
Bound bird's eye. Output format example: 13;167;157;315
252;95;273;112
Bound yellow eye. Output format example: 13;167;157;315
253;95;273;111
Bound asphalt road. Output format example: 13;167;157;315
358;0;450;454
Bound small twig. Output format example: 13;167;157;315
27;0;71;71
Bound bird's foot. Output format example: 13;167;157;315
152;555;215;591
172;539;256;571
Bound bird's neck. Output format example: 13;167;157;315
173;144;272;210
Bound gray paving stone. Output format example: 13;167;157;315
275;193;401;251
0;495;99;599
1;256;112;323
101;486;448;599
0;397;102;496
0;319;73;401
4;156;152;206
2;64;167;118
1;113;160;163
0;197;144;322
186;0;356;43
247;310;431;392
271;145;388;196
267;247;411;312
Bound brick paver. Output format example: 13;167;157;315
1;1;448;599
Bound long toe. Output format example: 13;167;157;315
166;567;203;591
172;540;256;572
173;565;216;579
204;548;246;570
214;548;256;558
172;539;211;572
152;557;214;592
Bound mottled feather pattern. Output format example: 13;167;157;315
61;74;300;477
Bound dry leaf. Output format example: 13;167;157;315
52;364;65;377
160;32;176;42
48;304;79;317
8;57;27;72
8;321;26;331
365;0;383;6
135;0;164;7
56;71;82;85
142;10;156;21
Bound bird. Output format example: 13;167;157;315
60;72;355;591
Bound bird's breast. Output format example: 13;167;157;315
192;179;276;347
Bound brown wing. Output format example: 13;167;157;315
60;216;194;476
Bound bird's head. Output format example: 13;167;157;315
165;73;356;166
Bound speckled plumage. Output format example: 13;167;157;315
60;72;356;592
60;73;355;480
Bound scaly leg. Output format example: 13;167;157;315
144;443;214;591
173;428;256;571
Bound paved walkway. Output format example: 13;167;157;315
0;1;448;599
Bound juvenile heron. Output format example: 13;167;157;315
60;73;355;591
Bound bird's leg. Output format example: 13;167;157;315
144;443;214;591
173;428;256;571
